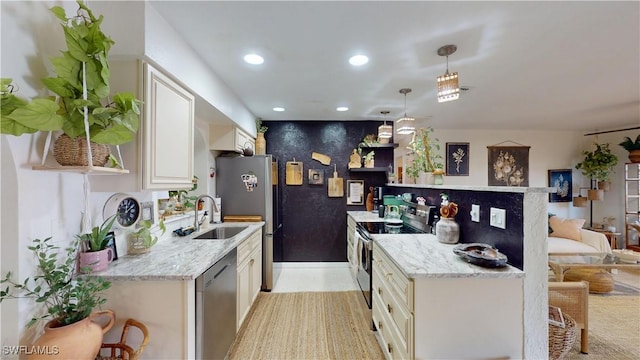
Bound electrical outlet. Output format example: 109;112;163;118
470;204;480;222
490;207;506;229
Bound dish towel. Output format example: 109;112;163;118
351;228;361;272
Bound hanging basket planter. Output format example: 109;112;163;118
53;134;110;167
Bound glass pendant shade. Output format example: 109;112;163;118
437;71;460;103
396;116;415;135
378;122;392;139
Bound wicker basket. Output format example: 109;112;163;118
549;313;577;360
53;134;110;166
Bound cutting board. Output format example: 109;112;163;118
328;164;343;197
223;215;263;222
286;161;303;185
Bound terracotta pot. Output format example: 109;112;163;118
628;149;640;163
255;133;266;155
79;248;114;273
28;310;115;360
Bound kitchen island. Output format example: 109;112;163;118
97;222;264;360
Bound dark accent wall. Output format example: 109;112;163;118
383;187;525;270
265;121;391;262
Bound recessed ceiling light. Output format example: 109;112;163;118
244;53;264;65
273;107;285;112
349;55;369;66
336;107;349;112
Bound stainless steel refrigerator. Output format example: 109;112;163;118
216;155;279;291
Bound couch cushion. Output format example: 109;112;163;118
548;237;600;253
549;216;586;241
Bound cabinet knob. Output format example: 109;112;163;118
378;321;383;330
250;258;255;265
388;343;393;353
378;287;382;295
387;304;393;313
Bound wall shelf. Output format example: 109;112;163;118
358;143;399;149
32;165;130;175
349;167;390;172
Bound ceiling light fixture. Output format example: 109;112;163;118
349;55;369;66
336;106;349;112
436;44;459;103
378;110;392;143
273;107;285;112
243;53;264;65
396;88;415;135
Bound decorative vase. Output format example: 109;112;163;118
629;149;640;163
255;133;266;155
434;173;444;185
364;158;375;168
79;248;114;273
127;234;151;255
28;310;115;360
53;134;110;167
436;217;460;244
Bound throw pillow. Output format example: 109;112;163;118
549;216;586;241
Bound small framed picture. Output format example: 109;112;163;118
446;142;470;176
105;231;118;261
548;169;572;203
347;180;365;205
140;201;154;222
308;169;324;185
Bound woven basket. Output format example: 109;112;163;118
549;313;577;360
53;134;110;166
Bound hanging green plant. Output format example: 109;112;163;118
575;143;618;182
1;0;140;146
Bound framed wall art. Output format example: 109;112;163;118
346;180;364;205
487;142;530;186
548;169;572;203
446;142;470;176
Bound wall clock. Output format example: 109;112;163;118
103;193;141;228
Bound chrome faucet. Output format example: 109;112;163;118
194;195;220;232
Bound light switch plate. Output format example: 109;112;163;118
490;207;506;229
471;204;480;222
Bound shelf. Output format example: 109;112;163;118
349;167;390;172
359;143;399;149
32;165;130;175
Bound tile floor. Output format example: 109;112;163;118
271;262;360;293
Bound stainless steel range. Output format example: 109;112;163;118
355;205;436;309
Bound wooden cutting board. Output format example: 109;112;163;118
328;164;343;197
286;161;303;185
223;215;263;222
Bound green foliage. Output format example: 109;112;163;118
363;150;375;161
575;143;618;181
131;219;166;248
405;127;443;179
1;1;141;145
0;237;111;327
357;134;378;154
619;134;640;151
256;117;268;133
77;214;117;252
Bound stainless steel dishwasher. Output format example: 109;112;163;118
196;248;237;360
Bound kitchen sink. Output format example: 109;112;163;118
193;226;248;240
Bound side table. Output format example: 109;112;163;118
586;228;621;249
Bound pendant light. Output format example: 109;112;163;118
377;110;392;143
437;44;460;103
396;88;415;135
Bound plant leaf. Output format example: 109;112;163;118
91;123;134;145
7;99;64;131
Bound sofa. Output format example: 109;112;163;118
547;216;613;254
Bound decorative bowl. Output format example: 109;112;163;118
453;243;508;268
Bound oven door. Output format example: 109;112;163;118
356;233;372;308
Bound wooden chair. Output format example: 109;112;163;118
548;281;589;354
96;318;150;360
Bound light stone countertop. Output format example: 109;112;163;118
372;233;524;279
96;222;264;281
347;210;384;222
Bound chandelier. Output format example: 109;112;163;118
437;44;460;103
396;88;415;135
377;110;392;143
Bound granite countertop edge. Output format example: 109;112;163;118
95;222;265;281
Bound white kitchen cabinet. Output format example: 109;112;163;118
90;60;195;191
372;244;523;360
210;124;254;153
237;229;262;330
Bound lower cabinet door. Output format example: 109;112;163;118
250;248;262;303
237;260;251;330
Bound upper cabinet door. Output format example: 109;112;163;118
143;62;195;190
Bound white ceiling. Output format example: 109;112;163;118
150;1;640;132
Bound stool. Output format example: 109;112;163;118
564;269;614;293
96;318;149;360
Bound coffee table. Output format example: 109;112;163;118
548;252;640;282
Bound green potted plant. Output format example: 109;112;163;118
0;1;140;167
575;142;619;190
0;237;114;358
77;214;117;273
255;117;268;155
128;219;166;255
363;150;375;168
405;127;442;184
619;134;640;163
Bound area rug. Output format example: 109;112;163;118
228;291;384;360
565;295;640;359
